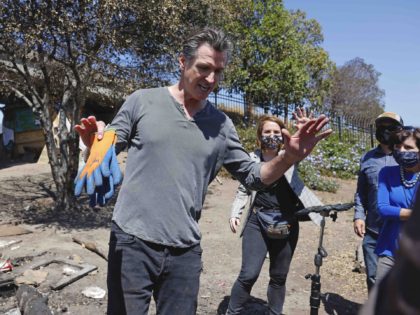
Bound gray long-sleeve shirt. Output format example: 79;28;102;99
354;145;397;235
110;87;264;247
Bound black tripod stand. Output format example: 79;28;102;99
295;203;354;315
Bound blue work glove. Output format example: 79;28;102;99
75;129;122;206
89;146;122;207
89;174;116;207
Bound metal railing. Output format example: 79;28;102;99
208;91;376;148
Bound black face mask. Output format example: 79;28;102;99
393;150;420;169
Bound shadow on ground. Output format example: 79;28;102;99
322;292;362;315
0;174;114;230
217;295;268;315
216;293;361;315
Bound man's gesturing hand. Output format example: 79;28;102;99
282;113;332;163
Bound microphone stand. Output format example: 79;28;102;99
295;203;354;315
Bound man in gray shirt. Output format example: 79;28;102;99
75;28;331;315
353;112;403;292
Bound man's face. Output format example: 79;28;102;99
376;122;402;144
179;43;227;102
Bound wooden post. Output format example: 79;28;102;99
337;116;342;141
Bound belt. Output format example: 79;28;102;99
253;206;282;213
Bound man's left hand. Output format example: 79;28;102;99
282;111;332;163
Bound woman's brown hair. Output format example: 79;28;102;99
256;115;286;151
390;127;420;150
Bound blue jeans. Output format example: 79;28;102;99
362;231;379;292
107;222;202;315
227;213;299;315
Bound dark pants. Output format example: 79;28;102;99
227;213;299;315
362;231;379;292
107;222;202;315
376;255;395;284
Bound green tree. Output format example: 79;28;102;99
0;0;208;211
326;57;385;120
218;0;333;122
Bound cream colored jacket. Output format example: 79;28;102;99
230;150;323;235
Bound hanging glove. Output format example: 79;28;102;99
89;174;116;207
74;129;122;203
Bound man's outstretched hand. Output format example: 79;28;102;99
282;112;332;163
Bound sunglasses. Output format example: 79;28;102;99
377;124;402;132
402;126;415;132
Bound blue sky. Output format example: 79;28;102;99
284;0;420;126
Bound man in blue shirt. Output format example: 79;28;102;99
353;112;403;292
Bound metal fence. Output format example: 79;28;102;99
208;90;376;149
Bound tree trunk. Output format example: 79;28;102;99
54;181;78;211
39;96;81;212
54;98;83;212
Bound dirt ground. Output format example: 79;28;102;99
0;159;367;315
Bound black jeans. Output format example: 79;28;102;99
227;212;299;315
107;222;202;315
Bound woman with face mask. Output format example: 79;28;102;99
375;126;420;283
226;111;323;315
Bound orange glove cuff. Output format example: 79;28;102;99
79;129;117;179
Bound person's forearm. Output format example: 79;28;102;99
353;200;367;221
354;179;367;220
260;150;296;185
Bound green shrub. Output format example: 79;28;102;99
297;160;339;192
236;124;257;152
303;134;367;180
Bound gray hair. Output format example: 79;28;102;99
182;27;233;63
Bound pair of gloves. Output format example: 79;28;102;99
74;129;122;207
